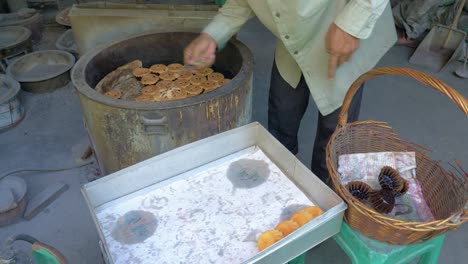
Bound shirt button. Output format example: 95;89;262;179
275;12;280;18
285;35;290;39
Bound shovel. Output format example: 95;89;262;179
409;0;467;72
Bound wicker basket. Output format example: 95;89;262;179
326;67;468;245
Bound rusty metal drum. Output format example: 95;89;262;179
72;32;253;175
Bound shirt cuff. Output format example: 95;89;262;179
202;20;232;51
334;1;380;39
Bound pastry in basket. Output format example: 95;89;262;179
290;210;314;226
395;180;409;197
275;220;300;236
207;72;224;82
345;181;372;201
257;230;284;251
104;89;122;99
303;206;324;218
190;75;206;85
167;63;184;72
140;74;159;85
150;64;167;73
378;166;404;193
369;189;395;214
132;68;151;78
159;71;178;81
196;68;214;76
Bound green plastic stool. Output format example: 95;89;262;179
334;223;445;264
288;253;305;264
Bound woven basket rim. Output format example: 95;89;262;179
327;121;467;231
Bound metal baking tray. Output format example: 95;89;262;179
82;122;346;264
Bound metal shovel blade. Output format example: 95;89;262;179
409;25;466;72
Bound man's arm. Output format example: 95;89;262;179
184;0;254;68
326;0;389;79
203;0;255;47
334;0;389;39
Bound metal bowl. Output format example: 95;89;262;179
0;176;27;226
0;8;42;42
6;50;75;93
0;26;31;51
55;29;77;57
55;7;71;27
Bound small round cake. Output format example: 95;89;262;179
257;230;284;251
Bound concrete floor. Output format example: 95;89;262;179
0;16;467;264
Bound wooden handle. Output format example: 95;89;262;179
443;0;466;48
338;67;468;127
32;242;68;264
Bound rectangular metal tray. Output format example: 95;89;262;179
82;122;347;264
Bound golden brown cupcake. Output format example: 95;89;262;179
196;68;214;76
378;166;404;193
132;68;151;78
257;230;284;251
118;60;143;71
134;94;154;102
156;80;173;89
346;181;372;201
303;206;324;218
369;189;395;214
200;80;218;92
173;79;190;88
159;71;178;81
177;70;193;80
149;64;167;73
185;85;203;96
290;210;314;227
167;63;184;72
207;72;224;82
218;78;231;87
190;75;206;85
140;74;159;85
275;220;300;236
141;85;161;96
104;89;122;99
159;87;186;101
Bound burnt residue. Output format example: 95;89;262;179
141;196;169;210
227;159;270;191
111;210;157;245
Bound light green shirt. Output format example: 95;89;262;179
203;0;397;115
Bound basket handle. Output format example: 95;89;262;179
338;67;468;128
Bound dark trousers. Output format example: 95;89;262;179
268;61;363;184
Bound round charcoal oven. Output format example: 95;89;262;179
72;32;253;175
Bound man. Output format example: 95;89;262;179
185;1;397;184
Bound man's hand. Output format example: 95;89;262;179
325;23;360;80
184;33;217;69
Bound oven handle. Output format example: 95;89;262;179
141;114;168;135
